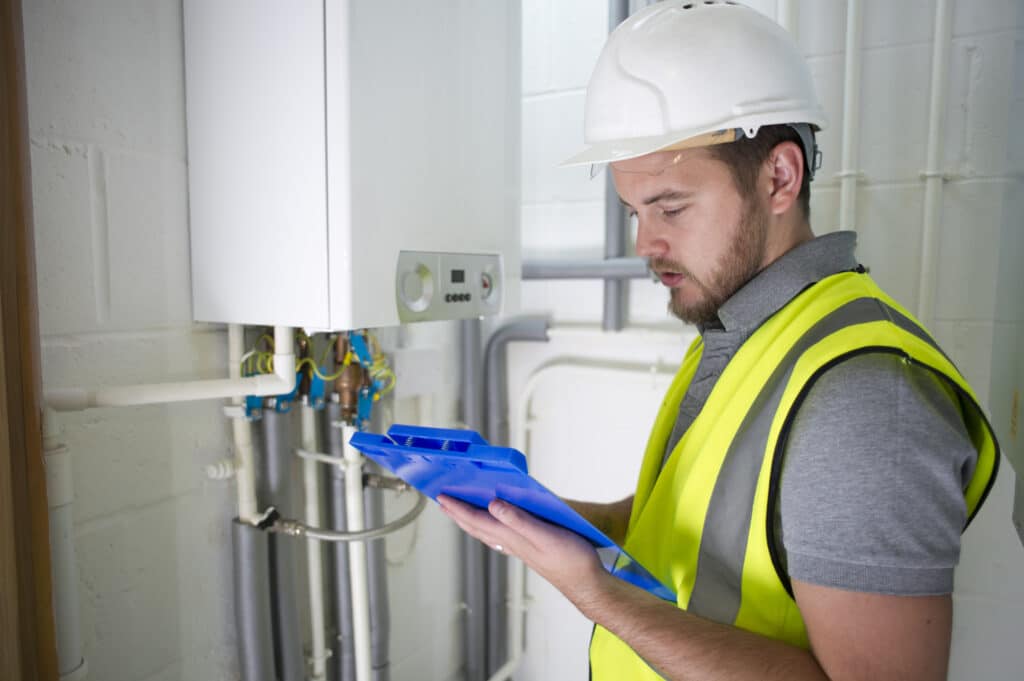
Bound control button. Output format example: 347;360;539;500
466;293;472;302
445;294;452;303
480;272;493;299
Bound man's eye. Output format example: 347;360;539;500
663;207;685;218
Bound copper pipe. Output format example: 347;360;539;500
334;335;364;423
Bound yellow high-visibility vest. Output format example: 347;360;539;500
590;270;1000;679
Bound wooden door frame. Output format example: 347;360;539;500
1;0;59;678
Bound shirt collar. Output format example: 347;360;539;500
709;231;860;334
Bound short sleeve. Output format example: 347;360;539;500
777;352;978;595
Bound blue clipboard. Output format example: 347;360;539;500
348;424;676;602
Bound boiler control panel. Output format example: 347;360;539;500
395;251;502;323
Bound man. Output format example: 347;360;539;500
440;3;999;679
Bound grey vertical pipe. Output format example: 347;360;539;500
326;402;357;681
604;174;628;332
260;409;305;681
485;543;508;676
364;459;391;681
232;519;276;681
484;317;551;448
483;317;551;675
461;318;485;451
603;0;632;332
459;318;489;681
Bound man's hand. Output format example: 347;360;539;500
436;494;614;612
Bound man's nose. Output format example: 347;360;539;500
634;219;668;259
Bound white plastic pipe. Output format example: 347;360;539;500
342;423;373;681
43;408;88;681
45;326;296;411
228;324;259;522
302;403;328;681
776;0;799;40
917;0;953;327
487;355;677;681
838;0;863;233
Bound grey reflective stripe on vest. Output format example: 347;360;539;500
686;297;940;624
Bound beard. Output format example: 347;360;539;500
653;199;769;326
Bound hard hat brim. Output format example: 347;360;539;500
560;131;692;168
560;128;752;168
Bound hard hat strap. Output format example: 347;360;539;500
783;123;822;182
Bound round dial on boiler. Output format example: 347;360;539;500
400;264;433;312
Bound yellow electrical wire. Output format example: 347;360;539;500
240;330;395;395
295;356;348;382
363;330;397;395
315;365;346;381
239;349;258;375
319;334;337;367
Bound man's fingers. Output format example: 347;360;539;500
489;498;566;551
439;495;523;553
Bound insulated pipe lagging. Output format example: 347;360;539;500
364;460;391;681
326;402;356;681
460;319;485;431
486;550;508;676
459;318;489;681
260;409;306;681
303;404;329;681
484;317;551;447
483;316;551;675
233;520;276;681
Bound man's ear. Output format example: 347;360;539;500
765;141;805;217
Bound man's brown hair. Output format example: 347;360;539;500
708;124;812;221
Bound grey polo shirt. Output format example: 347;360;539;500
663;231;977;595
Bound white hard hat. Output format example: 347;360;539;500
562;0;828;170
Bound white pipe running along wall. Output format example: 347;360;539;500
341;422;373;681
41;325;294;678
302;402;329;681
487;354;678;681
43;408;88;681
228;324;259;523
838;0;863;233
44;325;296;411
776;0;799;40
917;0;953;327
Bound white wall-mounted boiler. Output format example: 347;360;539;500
183;0;520;330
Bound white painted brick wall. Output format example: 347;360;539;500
24;1;470;677
516;1;1024;679
23;0;242;678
